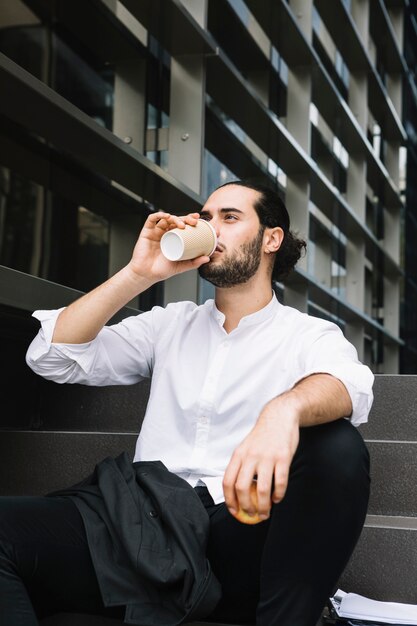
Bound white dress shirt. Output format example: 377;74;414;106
26;293;374;504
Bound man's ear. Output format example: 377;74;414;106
264;227;284;254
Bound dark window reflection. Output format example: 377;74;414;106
203;149;237;198
0;24;45;80
0;24;114;130
0;166;109;293
145;37;170;167
0;166;39;275
52;34;114;130
77;207;109;291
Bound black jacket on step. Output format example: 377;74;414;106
47;452;222;626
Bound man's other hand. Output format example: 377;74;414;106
223;395;301;523
222;373;352;523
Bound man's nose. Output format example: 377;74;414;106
210;218;221;238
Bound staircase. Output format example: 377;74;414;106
339;374;417;603
1;304;416;621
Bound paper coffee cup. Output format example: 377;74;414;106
160;219;217;261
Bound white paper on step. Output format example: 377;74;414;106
330;589;417;625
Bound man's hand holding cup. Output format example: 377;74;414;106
128;212;214;285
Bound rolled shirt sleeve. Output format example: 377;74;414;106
292;318;374;426
26;308;157;386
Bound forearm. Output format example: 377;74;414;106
261;373;352;429
52;265;154;344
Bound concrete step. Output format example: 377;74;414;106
40;616;126;626
366;440;417;516
339;519;417;602
39;613;323;625
0;431;137;495
1;373;416;611
0;377;149;432
341;374;417;604
39;616;324;626
359;375;417;441
2;431;416;519
5;373;416;438
40;617;246;626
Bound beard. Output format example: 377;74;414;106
198;226;265;288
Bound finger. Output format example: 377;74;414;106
234;462;258;515
272;459;290;504
157;217;186;234
255;465;274;520
155;218;172;231
159;215;184;229
223;455;242;515
146;212;171;226
189;255;211;268
169;213;201;227
182;213;200;226
146;214;173;235
173;256;211;274
150;214;185;231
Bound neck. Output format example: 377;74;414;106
215;276;273;333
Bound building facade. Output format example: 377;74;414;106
402;0;417;372
0;0;415;374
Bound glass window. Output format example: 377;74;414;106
227;0;250;26
0;166;39;275
145;39;170;168
0;24;115;131
202;149;237;198
0;23;45;78
52;34;114;131
0;165;109;292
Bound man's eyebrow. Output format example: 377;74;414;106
200;207;244;215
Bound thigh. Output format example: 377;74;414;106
295;418;370;489
261;419;370;583
204;499;270;624
256;420;370;626
204;421;370;625
0;496;115;618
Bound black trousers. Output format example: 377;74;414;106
0;419;370;626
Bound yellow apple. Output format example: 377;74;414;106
233;481;263;525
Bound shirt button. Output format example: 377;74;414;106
149;510;158;518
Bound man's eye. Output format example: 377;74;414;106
225;214;238;220
200;215;210;221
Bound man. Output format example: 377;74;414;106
3;180;373;626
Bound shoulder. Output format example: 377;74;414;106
274;303;350;354
277;303;342;336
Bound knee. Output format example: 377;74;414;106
0;502;16;566
0;499;30;574
0;497;15;569
297;419;370;492
0;538;14;568
0;498;28;546
0;498;12;538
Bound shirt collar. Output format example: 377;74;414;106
210;292;280;329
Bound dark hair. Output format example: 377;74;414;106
216;179;307;281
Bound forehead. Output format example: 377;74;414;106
202;185;261;216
